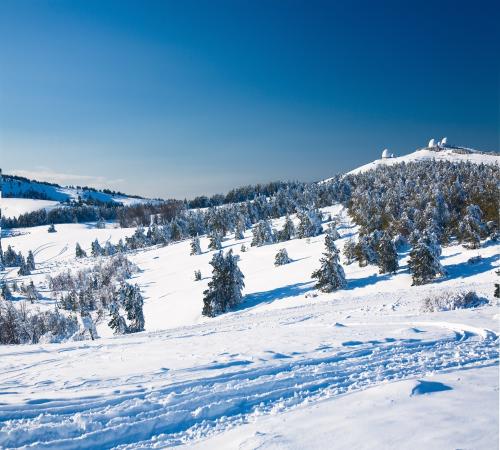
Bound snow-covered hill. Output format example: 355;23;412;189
0;204;498;448
1;175;153;218
347;145;499;176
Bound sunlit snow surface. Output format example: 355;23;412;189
0;205;498;449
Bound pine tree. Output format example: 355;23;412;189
75;243;87;258
26;251;35;272
194;270;202;281
17;256;31;276
190;236;202;255
234;216;246;240
312;237;346;292
240;244;247;252
48;223;57;233
408;236;444;285
208;231;222;251
122;283;145;333
459;204;485;249
108;301;127;335
278;215;296;242
343;238;356;265
377;232;399;274
202;250;244;317
326;223;340;241
297;209;323;238
91;239;102;257
354;235;378;267
251;219;275;247
274;248;291;266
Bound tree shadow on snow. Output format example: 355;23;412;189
240;281;314;311
436;255;497;283
347;271;396;290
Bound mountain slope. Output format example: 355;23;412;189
346;145;499;176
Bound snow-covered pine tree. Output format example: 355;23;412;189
75;243;87;258
202;250;244;317
208;231;222;251
408;235;444;285
91;239;102;257
459;204;485;249
17;255;31;276
48;223;57;233
108;301;127;335
354;235;378;267
240;244;247;252
194;269;202;281
274;248;291;266
251;219;275;246
376;232;399;274
278;215;296;242
326;223;341;241
311;237;346;292
234;216;246;240
96;217;106;229
297;209;323;238
343;238;356;265
26;251;35;272
122;283;145;333
190;236;202;255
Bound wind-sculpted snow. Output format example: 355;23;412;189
0;323;497;449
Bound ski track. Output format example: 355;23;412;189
0;324;497;450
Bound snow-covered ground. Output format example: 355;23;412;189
0;204;498;449
347;147;499;176
0;198;61;219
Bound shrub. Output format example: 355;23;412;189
421;291;487;312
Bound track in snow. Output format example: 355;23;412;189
0;325;497;449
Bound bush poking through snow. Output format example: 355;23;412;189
421;291;487;312
194;270;202;281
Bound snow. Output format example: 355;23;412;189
0;198;60;219
2;176;153;211
0;204;498;448
345;147;499;176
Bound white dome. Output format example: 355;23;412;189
428;138;436;148
382;148;390;158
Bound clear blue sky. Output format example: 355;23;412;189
1;0;498;198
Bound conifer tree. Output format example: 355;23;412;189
17;256;31;276
26;251;35;272
48;223;57;233
278;215;296;242
122;283;145;333
274;248;291;266
208;231;222;251
75;243;87;258
312;237;346;292
251;219;275;246
91;239;102;257
194;270;202;281
108;301;127;335
190;236;202;255
202;250;244;317
377;232;399;274
343;238;357;265
408;236;444;285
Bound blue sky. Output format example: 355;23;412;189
1;0;498;198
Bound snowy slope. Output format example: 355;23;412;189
0;198;60;219
2;175;152;207
0;205;498;448
347;147;499;176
